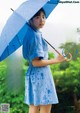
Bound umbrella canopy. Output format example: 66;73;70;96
0;0;59;62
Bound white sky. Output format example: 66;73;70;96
0;0;80;49
0;0;26;32
48;1;80;28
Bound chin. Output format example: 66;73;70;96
40;26;44;28
37;26;44;29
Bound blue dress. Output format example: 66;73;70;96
22;24;58;106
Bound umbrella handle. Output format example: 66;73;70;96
44;39;72;61
64;53;72;62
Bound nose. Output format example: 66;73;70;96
40;17;45;22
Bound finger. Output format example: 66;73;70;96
65;53;72;62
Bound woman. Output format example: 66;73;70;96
22;8;71;113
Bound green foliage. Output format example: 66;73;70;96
0;60;29;113
50;56;80;113
48;52;55;59
51;57;80;93
0;61;7;101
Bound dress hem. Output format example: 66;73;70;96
24;101;59;106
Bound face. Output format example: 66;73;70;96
30;12;46;30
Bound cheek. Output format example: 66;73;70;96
43;20;46;25
34;20;40;26
44;20;46;23
34;20;39;24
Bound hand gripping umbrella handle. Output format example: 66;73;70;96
44;39;72;61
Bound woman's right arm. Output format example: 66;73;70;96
32;54;67;67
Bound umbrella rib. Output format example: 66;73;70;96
11;35;22;52
10;8;27;22
7;45;10;55
16;35;22;45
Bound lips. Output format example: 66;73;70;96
40;24;44;26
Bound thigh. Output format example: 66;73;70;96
29;105;39;113
40;104;52;113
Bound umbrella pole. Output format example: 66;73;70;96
44;39;72;61
44;39;61;55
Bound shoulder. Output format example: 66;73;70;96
28;27;42;42
27;26;37;37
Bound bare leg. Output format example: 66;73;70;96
40;104;52;113
29;105;39;113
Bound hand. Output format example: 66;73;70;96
57;54;66;63
65;53;72;62
57;53;72;63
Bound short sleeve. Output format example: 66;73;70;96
29;33;44;62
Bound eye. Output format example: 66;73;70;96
42;16;46;19
36;16;40;19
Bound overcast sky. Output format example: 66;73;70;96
0;0;80;51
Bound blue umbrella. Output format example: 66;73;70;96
0;0;59;62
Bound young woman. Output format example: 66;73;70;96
22;8;71;113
